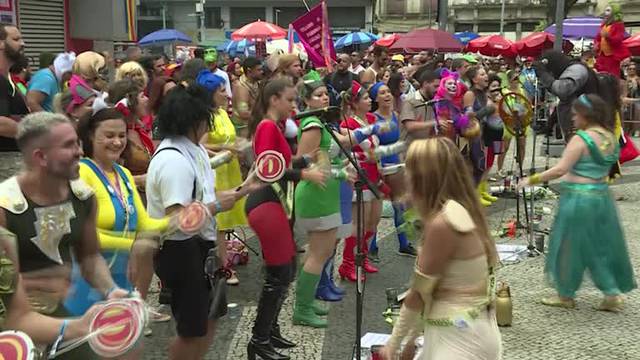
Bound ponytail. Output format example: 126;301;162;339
249;78;294;137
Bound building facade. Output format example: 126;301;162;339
138;0;374;46
375;0;617;40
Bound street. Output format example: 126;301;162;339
138;136;640;359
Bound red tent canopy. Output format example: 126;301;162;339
466;35;516;57
514;32;574;58
390;28;463;53
232;20;287;41
623;34;640;56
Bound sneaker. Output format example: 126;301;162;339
149;308;172;323
497;169;507;178
226;270;240;286
397;244;417;257
368;249;380;263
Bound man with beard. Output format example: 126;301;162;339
233;56;264;138
349;51;365;77
325;53;355;99
360;46;390;84
399;70;442;141
535;50;599;142
0;24;28;160
0;112;128;359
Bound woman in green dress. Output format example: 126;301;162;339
519;94;636;311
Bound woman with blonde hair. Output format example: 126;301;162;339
115;61;149;89
380;137;502;360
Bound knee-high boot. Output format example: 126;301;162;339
247;264;292;360
361;231;379;273
271;261;297;349
292;270;327;328
338;235;362;282
315;255;344;302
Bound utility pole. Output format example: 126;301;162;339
438;0;448;31
162;4;167;29
554;0;565;50
197;0;206;44
500;0;506;35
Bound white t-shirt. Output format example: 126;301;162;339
146;136;217;241
214;68;233;99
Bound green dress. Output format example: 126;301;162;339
546;129;636;298
294;116;341;231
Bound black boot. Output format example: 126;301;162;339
247;264;292;360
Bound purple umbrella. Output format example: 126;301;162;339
545;16;629;39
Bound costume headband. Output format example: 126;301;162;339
67;74;98;113
578;94;593;109
196;69;226;93
369;81;385;103
301;70;324;99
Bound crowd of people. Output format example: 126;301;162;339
0;8;636;359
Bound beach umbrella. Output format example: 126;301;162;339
232;20;287;41
375;34;400;47
453;31;480;45
334;32;379;49
514;32;573;57
466;35;516;57
138;29;192;46
623;33;640;56
544;16;629;40
390;28;463;53
223;39;254;54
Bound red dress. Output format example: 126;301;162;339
594;21;630;78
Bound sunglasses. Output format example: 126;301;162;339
490;88;502;93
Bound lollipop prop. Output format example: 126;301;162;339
0;331;37;360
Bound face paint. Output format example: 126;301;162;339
445;79;457;95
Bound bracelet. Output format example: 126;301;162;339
49;319;68;358
213;199;223;214
529;173;542;185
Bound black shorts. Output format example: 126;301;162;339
155;236;224;338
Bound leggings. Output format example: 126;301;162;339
247;201;296;266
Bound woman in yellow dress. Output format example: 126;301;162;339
65;106;169;317
197;70;248;285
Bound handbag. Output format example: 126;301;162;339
620;133;639;164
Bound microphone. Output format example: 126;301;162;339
293;106;341;121
413;98;445;108
209;150;233;169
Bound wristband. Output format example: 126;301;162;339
49;319;68;358
213;199;223;214
529;173;542;185
105;285;119;299
302;154;312;167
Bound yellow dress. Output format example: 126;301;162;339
207;109;247;230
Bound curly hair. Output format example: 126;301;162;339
155;83;212;139
115;61;148;89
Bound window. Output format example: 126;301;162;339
407;0;420;13
478;23;500;32
455;23;474;32
386;0;405;15
522;22;537;32
230;7;265;29
205;7;223;29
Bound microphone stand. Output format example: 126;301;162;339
318;117;381;360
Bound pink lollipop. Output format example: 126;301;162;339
178;202;209;235
255;150;286;183
0;331;36;360
89;300;143;358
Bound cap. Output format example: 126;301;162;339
391;54;405;63
461;54;478;64
525;56;534;62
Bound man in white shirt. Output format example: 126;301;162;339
146;84;257;360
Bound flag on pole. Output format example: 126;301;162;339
288;24;294;54
291;2;336;68
124;0;137;42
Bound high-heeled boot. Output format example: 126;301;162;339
338;236;364;282
271;261;296;349
326;253;345;295
315;257;343;302
361;231;379;274
248;265;291;360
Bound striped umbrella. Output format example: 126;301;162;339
334;32;379;49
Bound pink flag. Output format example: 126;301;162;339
291;2;336;68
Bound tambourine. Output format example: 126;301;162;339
0;331;37;360
499;92;533;136
88;298;147;358
255;150;286;183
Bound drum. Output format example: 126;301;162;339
0;330;38;360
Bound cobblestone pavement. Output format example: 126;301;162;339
134;136;640;359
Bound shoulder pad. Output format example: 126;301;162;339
0;177;27;214
70;178;94;201
441;200;476;233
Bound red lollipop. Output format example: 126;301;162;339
0;331;35;360
255;150;286;183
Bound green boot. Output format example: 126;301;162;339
293;271;328;328
313;301;329;316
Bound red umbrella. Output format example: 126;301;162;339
232;20;287;41
390;28;463;53
466;35;516;57
375;34;400;48
623;34;640;56
515;32;573;57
